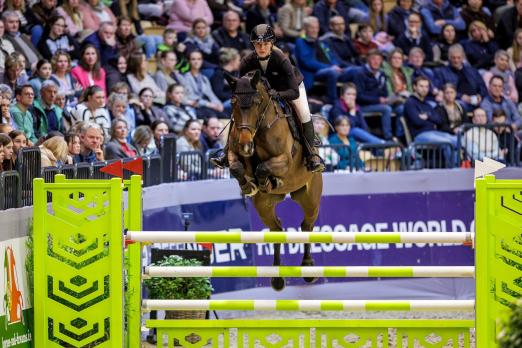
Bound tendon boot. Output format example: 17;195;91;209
210;144;229;169
302;120;325;173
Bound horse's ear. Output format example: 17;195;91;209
250;70;261;89
224;71;238;90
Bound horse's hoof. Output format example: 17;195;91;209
271;277;285;291
241;181;258;197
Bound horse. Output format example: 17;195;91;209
224;70;323;291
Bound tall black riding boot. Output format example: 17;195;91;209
302;120;325;173
210;144;229;169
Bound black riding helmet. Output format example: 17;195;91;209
250;24;276;43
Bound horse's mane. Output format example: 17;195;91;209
237;70;271;93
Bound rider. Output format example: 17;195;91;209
211;24;325;173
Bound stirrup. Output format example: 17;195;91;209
306;154;325;173
210;153;228;169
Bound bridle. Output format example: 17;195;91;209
234;94;273;139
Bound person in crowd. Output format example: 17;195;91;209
353;49;395;141
0;135;5;171
71;44;107;94
114;16;139;59
246;0;281;35
176;118;203;178
0;85;13;125
184;18;221;69
407;47;440;102
4;0;28;31
10;84;36;144
367;0;387;33
110;82;138;128
492;109;518;161
153;50;185;94
461;20;497;70
394;12;433;61
134;87;169;127
382;48;413;117
460;0;494;31
483;50;518;103
277;0;309;42
8;129;27;167
132;125;155;156
319;16;359;68
1;133;14;170
329;83;385;144
151;119;170;150
0;20;15;82
51;51;81;109
210;47;240;112
432;23;457;64
313;0;365;36
56;0;84;39
435;44;487;111
2;10;42;70
508;29;522;72
420;0;465;37
73;86;111;137
434;83;468;135
108;92;135;134
83;22;119;66
55;91;74;132
353;24;378;59
164;84;197;135
199;116;222;154
37;15;79;60
25;0;58;47
387;0;414;39
295;16;354;104
32;81;65;138
183;50;225;119
328;116;361;170
0;123;12;134
496;0;522;50
313;116;340;170
75;122;104;163
462;107;501;161
40;135;69;167
105;54;128;93
64;132;80;163
2;56;21;91
126;52;165;105
212;11;250;52
29;59;53;98
168;0;213;35
480;75;522;128
79;0;117;32
104;118;137;159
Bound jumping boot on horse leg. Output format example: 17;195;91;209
210;144;229;169
302;120;325;173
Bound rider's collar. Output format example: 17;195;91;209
257;54;271;61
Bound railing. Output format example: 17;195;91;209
407;142;457;170
458;123;515;166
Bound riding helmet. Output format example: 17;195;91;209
250;24;276;43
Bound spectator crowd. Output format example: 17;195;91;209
0;0;521;175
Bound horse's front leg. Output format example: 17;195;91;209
255;154;289;193
229;150;258;196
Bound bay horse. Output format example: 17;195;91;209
224;70;323;291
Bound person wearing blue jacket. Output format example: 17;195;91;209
420;0;465;36
319;16;359;67
393;12;433;62
480;75;522;129
434;44;487;111
460;20;497;70
387;0;414;38
312;0;366;36
295;16;354;104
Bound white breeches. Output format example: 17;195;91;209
291;82;311;123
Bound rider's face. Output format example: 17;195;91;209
254;41;272;59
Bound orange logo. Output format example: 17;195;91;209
3;246;24;326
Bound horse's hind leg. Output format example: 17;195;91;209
290;174;323;283
252;192;287;291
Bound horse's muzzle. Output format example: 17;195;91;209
239;142;255;157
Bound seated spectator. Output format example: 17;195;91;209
0;19;15;81
353;49;395;140
184;18;221;68
51;51;81;109
126;52;165;105
295;16;354;104
404;76;458;166
40;135;69;167
64;132;80;163
73;86;111;137
83;22;119;67
56;0;84;39
480;75;522;129
8;129;27;167
319;16;359;67
210;47;240;113
108;92;135;134
157;29;189;74
29;59;53;98
460;0;494;32
10;84;37;144
382;48;413;115
79;0;117;32
508;29;522;72
328;116;361;170
496;0;522;49
367;0;387;33
2;56;21;92
55;91;74;132
2;11;43;70
435;44;487;111
246;0;281;36
33;81;65;138
313;116;340;169
420;0;465;37
483;50;518;103
461;21;497;70
132;125;155;156
134;87;169;127
71;44;107;94
212;11;250;52
168;0;213;34
432;23;457;64
394;12;433;61
26;0;58;47
0;123;12;134
183;50;225;119
434;83;468;135
110;82;139;129
313;0;365;36
163;84;197;135
207;0;242;24
75;122;104;163
104;118;137;159
176;119;203;179
200;116;223;154
4;0;29;31
115;16;139;59
0;85;13;125
329;82;385;144
277;0;308;42
151;119;170;150
407;47;440;101
11;53;29;86
387;0;414;39
354;24;378;60
0;136;5;170
0;133;14;170
153;51;185;92
37;15;79;60
105;54;128;93
462;107;501;161
492;109;518;161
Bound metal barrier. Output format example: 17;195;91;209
357;142;405;172
0;170;21;209
143;155;163;187
59;164;75;179
92;161;109;179
159;134;177;182
408;142;456;169
42;166;59;183
16;147;41;206
75;162;92;179
458;124;512;165
176;151;206;181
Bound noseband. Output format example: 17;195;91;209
235;94;272;138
